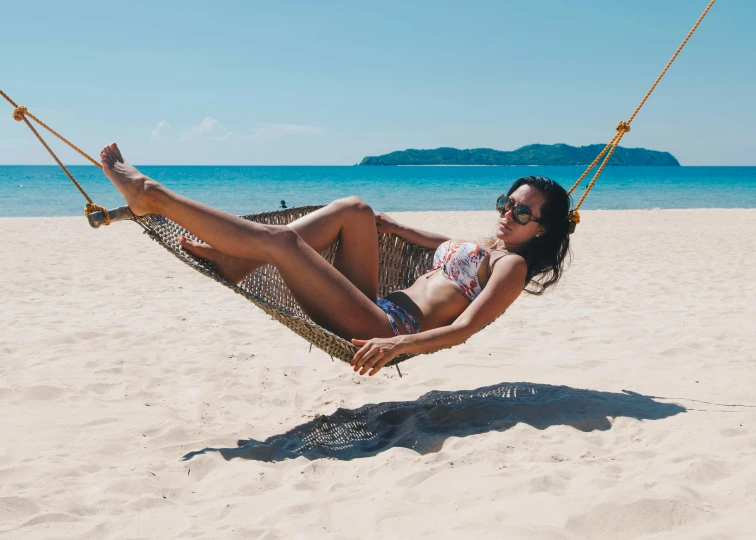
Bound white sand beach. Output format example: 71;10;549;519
1;209;755;539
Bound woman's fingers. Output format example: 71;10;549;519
359;351;384;375
350;339;370;366
350;338;397;376
368;357;392;376
374;213;391;234
354;346;381;372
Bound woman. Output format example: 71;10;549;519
99;143;571;377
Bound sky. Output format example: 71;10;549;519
0;0;753;166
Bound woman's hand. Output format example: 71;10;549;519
374;212;400;235
350;336;404;376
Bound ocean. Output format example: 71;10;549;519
1;165;754;217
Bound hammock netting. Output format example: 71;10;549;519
134;206;435;366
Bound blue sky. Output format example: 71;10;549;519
1;0;753;165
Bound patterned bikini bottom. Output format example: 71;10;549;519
376;298;421;336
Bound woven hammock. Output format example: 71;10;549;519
135;206;435;367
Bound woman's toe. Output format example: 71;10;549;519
110;143;124;162
179;237;204;254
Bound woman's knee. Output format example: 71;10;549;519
332;196;373;217
260;225;300;259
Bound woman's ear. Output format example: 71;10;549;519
536;225;547;237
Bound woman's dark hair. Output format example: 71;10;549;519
494;175;572;295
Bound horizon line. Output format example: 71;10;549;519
3;164;756;167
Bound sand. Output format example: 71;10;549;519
1;209;755;539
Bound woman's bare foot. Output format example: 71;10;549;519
179;236;260;284
100;143;157;216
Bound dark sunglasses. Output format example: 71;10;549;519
496;195;543;225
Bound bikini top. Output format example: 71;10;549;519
428;240;490;302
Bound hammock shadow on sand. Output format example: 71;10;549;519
182;383;685;463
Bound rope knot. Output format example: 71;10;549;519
616;120;631;133
12;106;28;122
567;210;580;235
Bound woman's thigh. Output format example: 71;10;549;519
287;197;380;301
269;227;395;341
185;197;381;301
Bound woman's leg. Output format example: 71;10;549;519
179;196;380;300
100;144;394;340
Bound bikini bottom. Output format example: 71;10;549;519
376;298;421;336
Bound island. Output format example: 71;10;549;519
358;144;680;166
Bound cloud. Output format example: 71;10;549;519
252;124;323;137
243;124;325;140
193;116;221;134
206;131;238;141
168;117;323;142
151;120;172;139
181;116;227;140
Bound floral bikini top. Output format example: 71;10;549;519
428;240;489;302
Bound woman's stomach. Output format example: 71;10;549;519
384;271;472;331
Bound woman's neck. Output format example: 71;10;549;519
486;237;524;254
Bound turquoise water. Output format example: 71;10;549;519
0;165;755;217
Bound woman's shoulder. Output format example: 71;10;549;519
489;250;527;275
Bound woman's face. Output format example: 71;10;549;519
495;184;547;246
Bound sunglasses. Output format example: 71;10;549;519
496;195;543;225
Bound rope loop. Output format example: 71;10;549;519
85;203;111;226
616;120;631;133
12;106;28;122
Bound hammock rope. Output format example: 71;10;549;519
0;90;112;224
566;0;716;232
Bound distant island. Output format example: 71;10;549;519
359;144;680;166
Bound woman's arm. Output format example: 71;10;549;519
375;212;450;249
351;254;529;375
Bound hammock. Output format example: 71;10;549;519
137;207;435;368
0;0;715;368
